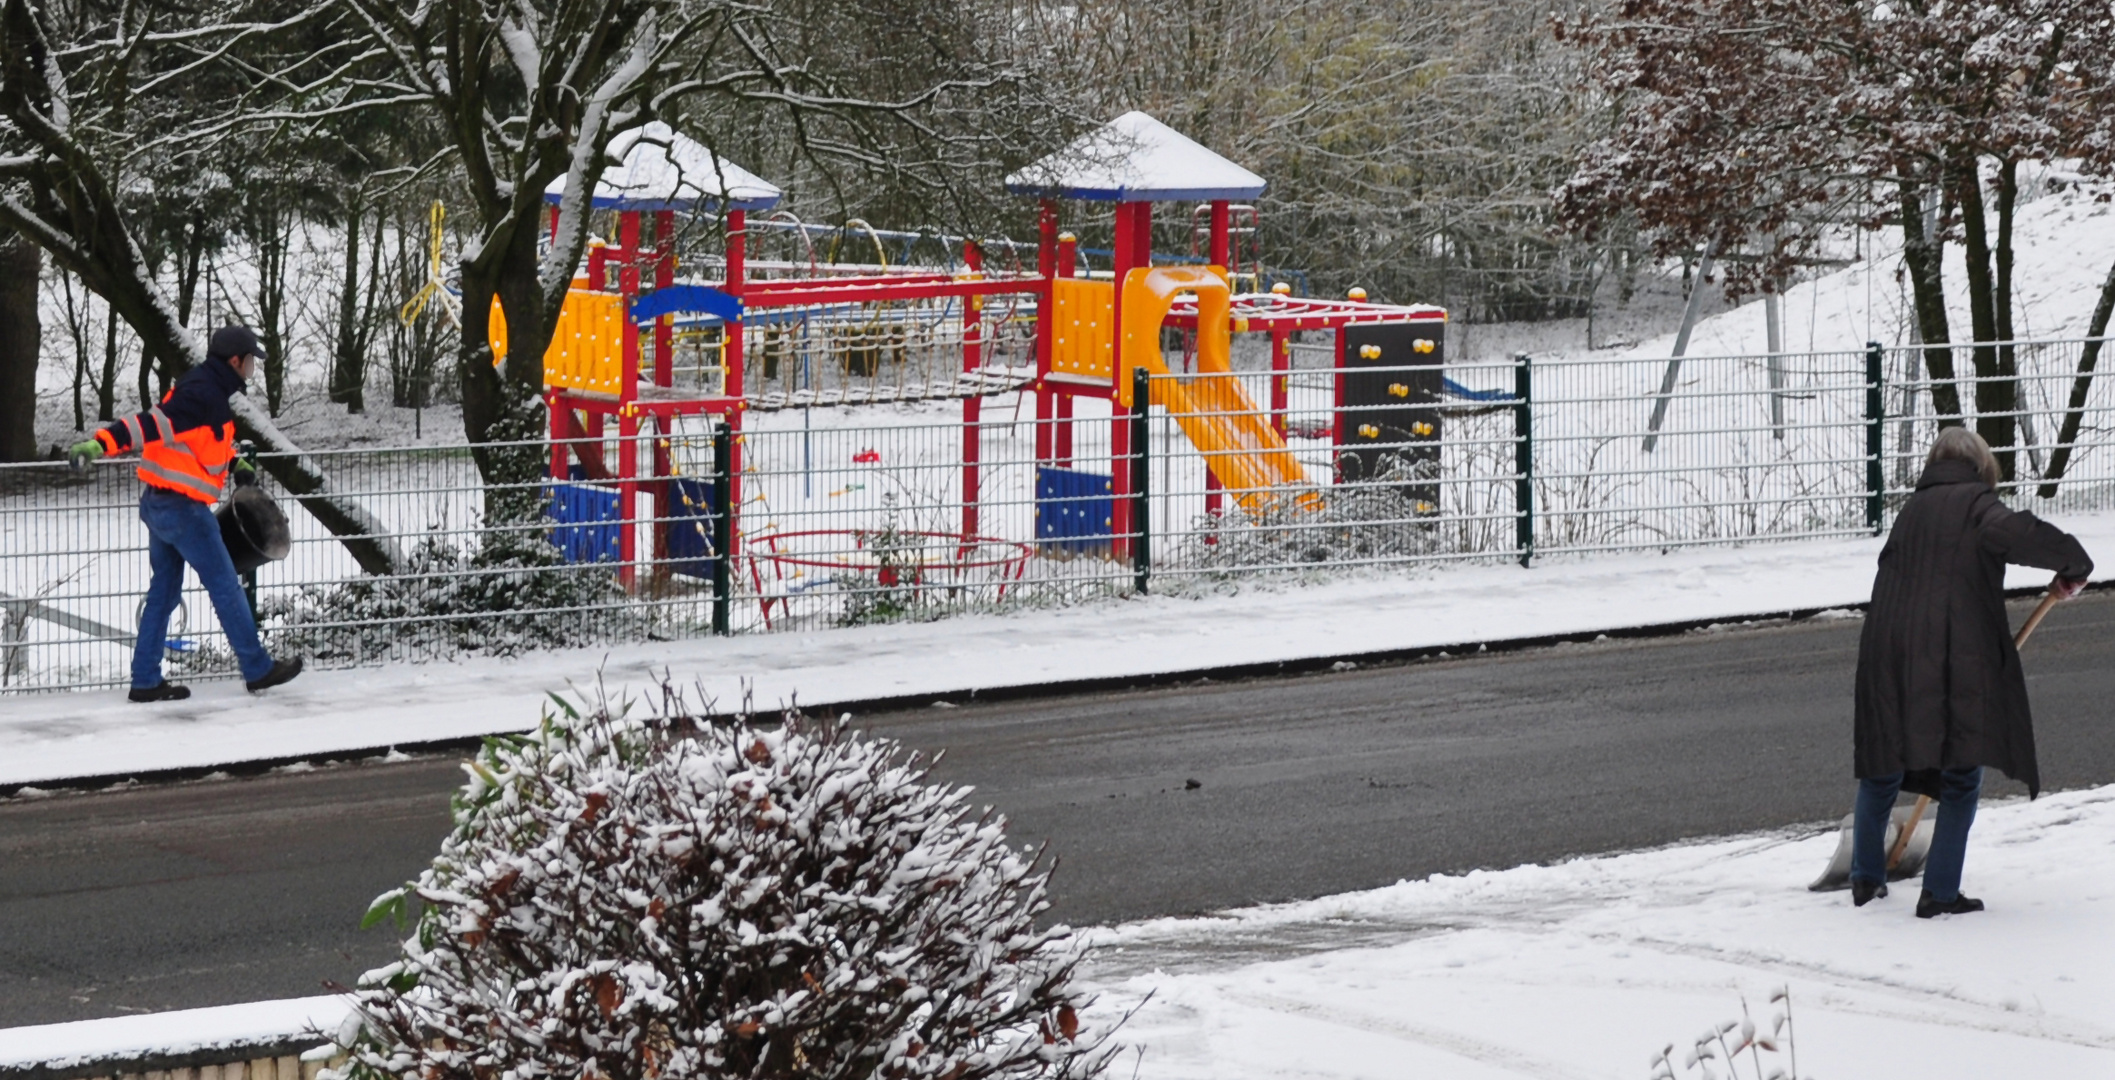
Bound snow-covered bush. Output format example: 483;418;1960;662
335;688;1112;1080
263;532;638;661
1184;456;1448;573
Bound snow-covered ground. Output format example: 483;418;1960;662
7;509;2113;791
8;783;2111;1077
1078;781;2115;1078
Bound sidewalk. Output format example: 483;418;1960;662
6;513;2114;789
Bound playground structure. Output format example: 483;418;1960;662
504;113;1454;610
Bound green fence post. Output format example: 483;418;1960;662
712;421;732;635
1132;366;1151;595
1514;354;1534;567
1866;341;1885;534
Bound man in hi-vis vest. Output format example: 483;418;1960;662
69;327;303;701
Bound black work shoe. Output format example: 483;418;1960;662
1851;878;1889;907
1916;890;1986;918
245;657;303;693
128;681;191;703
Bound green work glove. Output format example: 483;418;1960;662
232;456;259;487
67;439;103;472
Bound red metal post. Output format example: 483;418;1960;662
618;210;642;584
1271;329;1292;436
961;241;983;539
653;210;675;389
1034;203;1058;463
1209;200;1230;270
1332;325;1347;469
724;208;747;558
1054;231;1078;465
1110;201;1151;556
650;212;677;567
1055;394;1074;467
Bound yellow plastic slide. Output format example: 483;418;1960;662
1120;266;1316;511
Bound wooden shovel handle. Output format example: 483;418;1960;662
1886;794;1929;871
2015;589;2061;651
1890;590;2061;872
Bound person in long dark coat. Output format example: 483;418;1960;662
1852;427;2091;917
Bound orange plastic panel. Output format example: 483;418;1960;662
487;291;627;395
1049;278;1114;383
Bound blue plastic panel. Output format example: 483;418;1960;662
665;477;719;579
547;481;622;564
1035;466;1115;554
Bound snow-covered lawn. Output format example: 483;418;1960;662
7;784;2111;1077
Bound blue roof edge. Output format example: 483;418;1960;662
1004;182;1267;203
542;191;782;212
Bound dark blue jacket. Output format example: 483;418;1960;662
99;358;245;452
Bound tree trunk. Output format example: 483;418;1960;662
331;196;368;412
253;204;290;416
2036;255;2115;498
458;212;553;526
1899;179;1961;422
0;231;40;461
1955;155;2013;480
97;303;117;422
60;271;86;431
1994;157;2023;474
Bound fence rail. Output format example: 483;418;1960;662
9;337;2115;692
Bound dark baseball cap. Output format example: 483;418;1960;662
207;325;266;363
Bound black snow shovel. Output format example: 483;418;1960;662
217;483;292;574
1809;587;2062;891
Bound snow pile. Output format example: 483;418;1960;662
1076;784;2115;1078
336;689;1111;1080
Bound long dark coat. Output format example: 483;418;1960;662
1856;458;2093;797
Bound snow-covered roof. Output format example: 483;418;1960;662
1004;111;1266;203
543;122;781;212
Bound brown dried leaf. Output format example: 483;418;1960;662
1058;1004;1079;1041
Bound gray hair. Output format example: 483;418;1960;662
1927;426;2000;486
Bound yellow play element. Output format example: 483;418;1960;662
1048;277;1114;381
487;290;627;396
1118;266;1315;510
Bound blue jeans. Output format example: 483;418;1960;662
1852;767;1982;901
133;488;274;686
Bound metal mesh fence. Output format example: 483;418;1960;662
9;337;2115;692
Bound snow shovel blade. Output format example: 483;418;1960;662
1808;802;1937;891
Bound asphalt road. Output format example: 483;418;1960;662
7;591;2115;1027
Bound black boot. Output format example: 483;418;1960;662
246;657;303;693
128;681;191;703
1916;890;1985;918
1850;878;1889;907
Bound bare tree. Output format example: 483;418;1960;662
0;0;405;573
0;228;36;461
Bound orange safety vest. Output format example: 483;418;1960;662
109;391;237;504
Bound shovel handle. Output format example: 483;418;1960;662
2015;590;2060;651
1886;591;2060;873
1885;794;1929;871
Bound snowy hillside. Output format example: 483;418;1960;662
1578;176;2115;363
